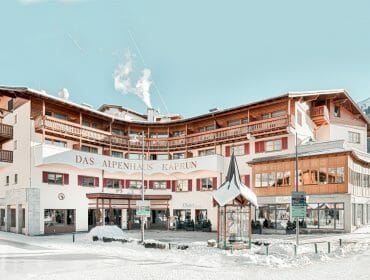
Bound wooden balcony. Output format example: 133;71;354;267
35;115;289;152
0;123;13;143
310;105;329;126
0;149;13;163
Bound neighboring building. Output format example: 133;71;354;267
0;87;369;235
358;98;370;152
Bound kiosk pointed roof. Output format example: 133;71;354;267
213;152;258;207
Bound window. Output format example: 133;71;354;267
21;209;25;228
176;180;189;192
199;125;215;132
129;180;142;189
348;131;360;144
261;173;269;187
106;179;120;189
14;174;18;184
0;209;5;226
13;140;17;150
78;176;96;187
14;114;17;125
128;153;145;160
319;168;328;184
255;174;262;187
81;145;98;154
227;120;240;127
111;151;123;158
157;154;169;160
268;172;276;187
297;111;302;126
54;113;68;120
5;175;9;186
112;128;124;135
173;131;185;137
265;139;282;152
48;173;64;185
45;138;67;148
299;169;318;185
334;106;341;117
201;178;213;191
242;118;249;124
320;167;344;184
232;145;245;156
271;110;286;118
199;149;215;156
173;153;185;159
8;99;13;111
276;171;290;186
153;181;167;189
261;113;270;120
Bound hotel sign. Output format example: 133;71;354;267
36;145;224;175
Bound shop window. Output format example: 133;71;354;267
176;180;188;192
0;209;5;226
21;209;25;228
195;209;208;223
173;209;191;222
81;145;98;154
201;178;213;191
111;151;123;158
10;209;16;227
67;209;75;225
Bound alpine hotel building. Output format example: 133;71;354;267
0;86;369;235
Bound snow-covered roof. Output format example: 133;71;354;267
213;152;258;207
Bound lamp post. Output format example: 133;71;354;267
129;131;145;243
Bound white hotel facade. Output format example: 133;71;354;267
0;86;369;235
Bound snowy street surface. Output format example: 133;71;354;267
1;227;370;280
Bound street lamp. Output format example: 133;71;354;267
287;127;314;247
129;131;145;243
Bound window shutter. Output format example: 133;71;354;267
42;172;48;183
282;137;288;150
188;179;192;191
172;180;176;192
244;143;250;155
166;180;171;190
77;175;83;186
245;175;250;187
103;178;108;188
63;174;69;185
196;179;201;191
212;177;217;190
225;146;231;157
120;179;125;188
255;141;265;153
94;177;99;187
126;180;130;188
149;180;154;189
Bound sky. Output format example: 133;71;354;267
1;0;370;117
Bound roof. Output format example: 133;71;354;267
248;140;370;165
213;152;258;207
0;86;368;127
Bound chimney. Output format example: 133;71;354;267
147;108;159;122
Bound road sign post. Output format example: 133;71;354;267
291;192;306;247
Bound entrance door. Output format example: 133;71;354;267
150;209;167;229
88;209;96;230
104;209;122;227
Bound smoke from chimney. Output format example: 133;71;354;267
113;50;153;108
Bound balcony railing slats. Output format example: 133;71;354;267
0;123;13;139
35;115;289;151
0;150;13;163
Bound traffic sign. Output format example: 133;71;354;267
291;192;306;218
137;201;150;216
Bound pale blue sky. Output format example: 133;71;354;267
1;0;370;117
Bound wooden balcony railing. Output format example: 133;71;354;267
0;150;13;163
35;115;289;151
310;105;329;125
0;123;13;140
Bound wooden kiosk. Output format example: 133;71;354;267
213;152;258;249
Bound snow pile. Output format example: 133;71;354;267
86;225;127;240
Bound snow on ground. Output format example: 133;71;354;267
1;227;370;280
